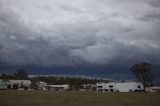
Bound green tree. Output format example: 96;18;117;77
130;62;154;91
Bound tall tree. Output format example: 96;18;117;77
130;62;154;91
14;69;28;79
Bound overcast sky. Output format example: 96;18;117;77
0;0;160;80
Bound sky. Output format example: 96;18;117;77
0;0;160;82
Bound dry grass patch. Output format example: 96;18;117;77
0;90;160;106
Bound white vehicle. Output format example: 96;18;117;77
17;88;24;90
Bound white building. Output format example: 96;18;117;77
0;79;31;89
146;86;160;92
82;84;97;91
97;82;143;92
0;80;8;90
37;81;47;90
46;84;69;91
8;80;31;89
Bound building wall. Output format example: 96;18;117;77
0;83;7;89
47;85;69;90
97;83;105;91
37;82;47;90
8;80;31;89
97;82;143;92
146;86;160;92
115;82;143;92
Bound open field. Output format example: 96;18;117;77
0;91;160;106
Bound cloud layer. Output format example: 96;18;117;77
0;0;160;67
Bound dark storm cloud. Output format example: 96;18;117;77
148;0;160;8
0;0;160;67
0;2;70;66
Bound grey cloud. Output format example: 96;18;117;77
43;4;54;13
148;0;160;8
136;13;160;22
60;4;83;13
0;0;160;67
72;39;160;66
0;3;89;66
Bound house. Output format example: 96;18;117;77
36;81;69;91
0;80;8;90
37;81;47;90
97;82;143;92
46;84;69;91
146;86;160;92
7;80;31;89
0;79;31;90
0;83;7;90
82;84;97;91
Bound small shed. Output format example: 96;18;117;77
46;84;69;91
37;81;47;90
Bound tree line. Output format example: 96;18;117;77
0;69;28;80
0;62;155;91
0;69;108;90
30;76;107;90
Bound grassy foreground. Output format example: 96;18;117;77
0;90;160;106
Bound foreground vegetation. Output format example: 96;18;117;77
0;90;160;106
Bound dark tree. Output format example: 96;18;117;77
0;73;15;79
130;62;154;90
14;69;28;79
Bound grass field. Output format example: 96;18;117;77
0;90;160;106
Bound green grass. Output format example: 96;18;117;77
0;90;160;106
